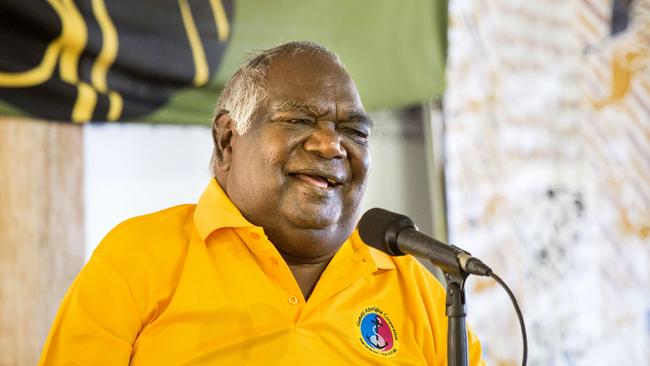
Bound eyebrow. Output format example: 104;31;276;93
273;100;325;116
346;110;374;128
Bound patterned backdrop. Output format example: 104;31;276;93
445;0;649;365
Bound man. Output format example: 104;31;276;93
39;41;484;365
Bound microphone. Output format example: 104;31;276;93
359;208;529;365
358;208;492;277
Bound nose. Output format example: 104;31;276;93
304;123;347;159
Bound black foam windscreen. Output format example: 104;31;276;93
358;208;416;255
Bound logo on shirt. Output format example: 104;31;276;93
356;306;398;357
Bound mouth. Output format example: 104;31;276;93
289;170;344;189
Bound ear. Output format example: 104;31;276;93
211;111;235;173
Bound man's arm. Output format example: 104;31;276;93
38;254;142;365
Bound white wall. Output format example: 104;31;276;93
84;124;213;259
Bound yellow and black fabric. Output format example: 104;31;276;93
0;0;233;123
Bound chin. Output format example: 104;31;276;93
281;203;342;229
280;197;359;232
287;212;338;230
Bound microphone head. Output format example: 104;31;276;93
358;208;416;256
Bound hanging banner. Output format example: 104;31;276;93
0;0;233;123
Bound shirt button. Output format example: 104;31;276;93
288;295;299;305
249;232;260;240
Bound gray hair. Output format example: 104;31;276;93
213;41;342;135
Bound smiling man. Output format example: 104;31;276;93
39;42;484;365
213;45;372;299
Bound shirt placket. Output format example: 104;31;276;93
237;227;306;321
300;241;375;321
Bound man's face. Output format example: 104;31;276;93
223;52;371;260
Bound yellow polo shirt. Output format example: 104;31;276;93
39;179;485;365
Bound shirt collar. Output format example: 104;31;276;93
193;178;255;241
350;230;396;270
194;178;396;271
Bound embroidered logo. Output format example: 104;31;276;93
356;306;398;357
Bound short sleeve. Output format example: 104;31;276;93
38;254;142;365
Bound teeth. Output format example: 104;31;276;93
326;178;336;185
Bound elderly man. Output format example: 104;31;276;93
39;41;484;365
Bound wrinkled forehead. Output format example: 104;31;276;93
265;52;364;109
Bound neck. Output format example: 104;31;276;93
269;232;341;300
286;260;331;299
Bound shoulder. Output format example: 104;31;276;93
367;246;446;302
94;204;196;263
352;228;446;301
90;204;197;313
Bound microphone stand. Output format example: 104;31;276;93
442;268;469;366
